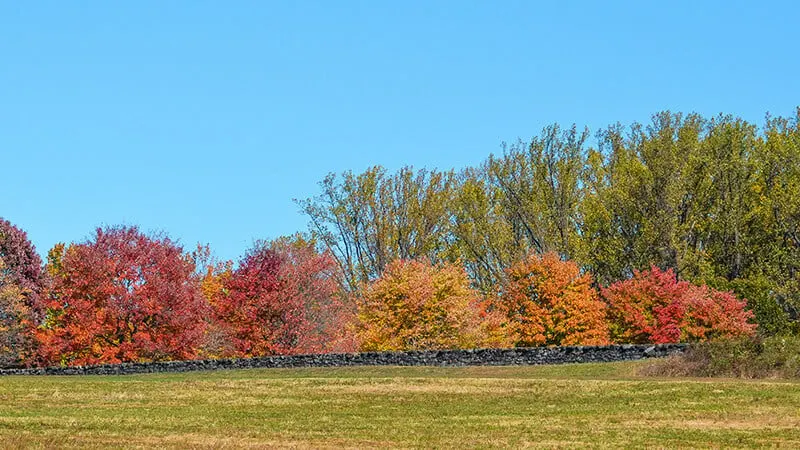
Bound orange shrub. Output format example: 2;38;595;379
494;252;610;347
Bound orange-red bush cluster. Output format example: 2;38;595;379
355;253;754;352
0;220;757;368
602;266;756;344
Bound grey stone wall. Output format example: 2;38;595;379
0;344;686;376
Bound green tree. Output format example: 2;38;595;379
449;125;590;291
298;166;455;291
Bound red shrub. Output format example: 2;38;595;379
602;266;756;344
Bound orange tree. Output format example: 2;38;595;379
189;243;235;358
494;252;610;347
356;259;487;351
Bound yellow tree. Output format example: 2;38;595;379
357;259;488;351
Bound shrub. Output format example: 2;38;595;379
641;335;800;379
493;252;610;347
603;266;756;344
708;275;797;336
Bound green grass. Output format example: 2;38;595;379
1;361;799;448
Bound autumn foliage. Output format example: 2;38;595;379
37;227;208;365
602;266;756;344
206;238;352;357
494;252;610;347
357;259;486;351
0;215;768;368
270;238;355;354
0;218;44;366
0;219;44;302
0;258;35;367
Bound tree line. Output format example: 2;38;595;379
300;109;800;335
1;109;796;367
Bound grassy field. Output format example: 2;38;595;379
1;361;799;448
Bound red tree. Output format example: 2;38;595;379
0;218;44;316
272;238;355;354
0;258;34;367
0;218;45;366
209;237;352;357
38;226;208;365
602;266;756;344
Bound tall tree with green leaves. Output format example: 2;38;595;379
299;109;800;336
485;124;588;259
449;125;590;291
299;166;455;291
581;112;715;284
742;109;800;326
448;167;518;292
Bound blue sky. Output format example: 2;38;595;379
2;1;798;262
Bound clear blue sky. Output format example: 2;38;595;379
2;1;798;262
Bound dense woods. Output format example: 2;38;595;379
2;109;798;367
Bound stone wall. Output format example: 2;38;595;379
0;344;686;376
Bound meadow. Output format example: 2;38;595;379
1;361;799;448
